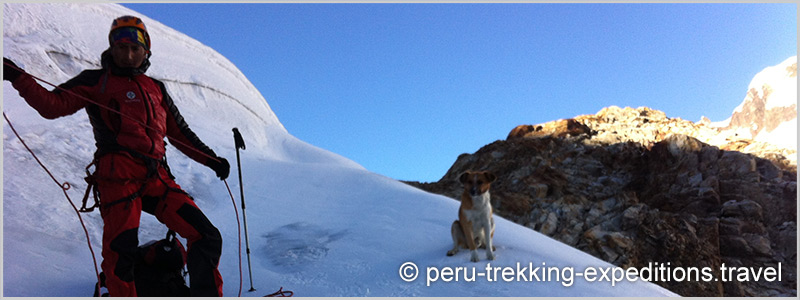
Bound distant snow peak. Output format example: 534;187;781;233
725;56;797;150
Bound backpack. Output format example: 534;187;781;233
94;230;189;297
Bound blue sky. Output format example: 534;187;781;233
122;3;796;182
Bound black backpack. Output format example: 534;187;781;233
94;230;189;297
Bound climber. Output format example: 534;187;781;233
3;15;229;297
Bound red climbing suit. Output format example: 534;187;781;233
8;50;224;297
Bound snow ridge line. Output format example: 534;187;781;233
157;78;270;125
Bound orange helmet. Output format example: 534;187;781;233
108;15;151;52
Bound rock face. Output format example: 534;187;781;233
407;106;796;297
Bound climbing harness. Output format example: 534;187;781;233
79;147;181;213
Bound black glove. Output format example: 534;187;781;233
4;57;22;82
208;157;230;180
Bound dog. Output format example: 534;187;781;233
446;170;497;262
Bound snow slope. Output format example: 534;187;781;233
3;3;677;297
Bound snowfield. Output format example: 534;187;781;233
3;3;677;297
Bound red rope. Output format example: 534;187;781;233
3;112;101;293
224;181;244;297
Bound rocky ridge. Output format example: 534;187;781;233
407;106;796;296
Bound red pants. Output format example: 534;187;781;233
96;153;223;297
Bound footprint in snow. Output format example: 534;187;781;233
261;222;347;272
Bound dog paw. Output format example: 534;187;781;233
487;252;495;261
470;252;480;262
446;250;457;256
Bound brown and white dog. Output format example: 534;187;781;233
446;170;496;262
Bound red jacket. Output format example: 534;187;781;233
10;52;218;166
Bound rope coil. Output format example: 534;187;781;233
265;287;294;297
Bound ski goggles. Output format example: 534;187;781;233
109;27;150;52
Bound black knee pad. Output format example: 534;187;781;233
176;203;222;255
109;228;139;282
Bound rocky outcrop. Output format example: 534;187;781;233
508;119;592;139
407;106;796;297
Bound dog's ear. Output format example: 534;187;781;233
459;172;471;184
484;172;497;183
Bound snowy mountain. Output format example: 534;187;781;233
716;56;797;150
2;3;676;297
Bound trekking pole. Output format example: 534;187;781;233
233;128;256;292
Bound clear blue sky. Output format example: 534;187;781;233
122;3;796;182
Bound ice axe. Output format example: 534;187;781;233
232;128;256;292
